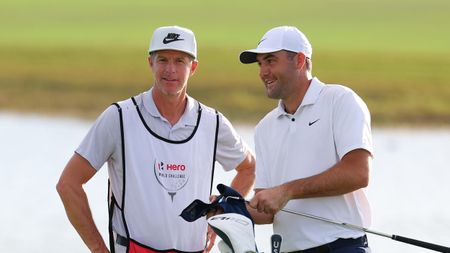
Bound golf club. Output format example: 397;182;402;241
270;234;282;253
281;208;450;253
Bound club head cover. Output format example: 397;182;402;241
180;184;253;223
216;184;253;222
217;240;233;253
179;199;213;222
208;213;257;253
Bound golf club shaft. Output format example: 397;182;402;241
281;208;450;253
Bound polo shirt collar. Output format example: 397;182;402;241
143;88;198;126
276;77;325;117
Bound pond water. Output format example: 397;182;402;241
1;112;449;252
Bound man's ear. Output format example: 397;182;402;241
147;56;153;68
296;53;306;70
190;60;199;75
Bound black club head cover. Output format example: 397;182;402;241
180;184;253;224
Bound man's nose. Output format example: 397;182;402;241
165;61;176;73
259;65;269;78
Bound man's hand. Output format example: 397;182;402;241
205;195;222;252
205;195;217;252
249;185;290;214
205;225;217;253
206;195;224;218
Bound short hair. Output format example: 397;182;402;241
286;51;312;72
149;51;195;62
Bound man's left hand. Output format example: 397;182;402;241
205;225;217;252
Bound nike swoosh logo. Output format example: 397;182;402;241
308;119;320;126
163;38;184;44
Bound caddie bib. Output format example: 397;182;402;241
108;97;219;253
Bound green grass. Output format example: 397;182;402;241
1;0;450;125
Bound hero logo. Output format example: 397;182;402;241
154;160;189;202
158;162;186;171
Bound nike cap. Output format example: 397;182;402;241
148;26;197;59
240;26;312;64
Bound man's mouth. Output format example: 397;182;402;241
264;78;276;88
163;77;178;83
265;79;275;84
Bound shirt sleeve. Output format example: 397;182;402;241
215;113;250;171
75;105;121;170
333;90;373;159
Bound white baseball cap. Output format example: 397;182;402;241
148;26;197;59
240;26;312;64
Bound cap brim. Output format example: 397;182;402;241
239;51;258;64
239;48;281;64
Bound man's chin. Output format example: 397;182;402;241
266;91;280;100
162;88;185;97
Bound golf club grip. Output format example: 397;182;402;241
271;234;282;253
392;235;450;252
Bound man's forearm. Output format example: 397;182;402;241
284;149;371;199
57;182;108;253
230;170;255;197
230;153;256;197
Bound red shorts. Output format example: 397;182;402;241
117;236;204;253
129;240;179;253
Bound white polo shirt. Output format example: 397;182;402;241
254;77;373;251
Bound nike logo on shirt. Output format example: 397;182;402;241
308;119;320;126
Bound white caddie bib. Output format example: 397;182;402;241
109;97;219;252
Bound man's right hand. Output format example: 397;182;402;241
249;184;291;215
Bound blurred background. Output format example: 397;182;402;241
1;0;450;252
1;0;450;125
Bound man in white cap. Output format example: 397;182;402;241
57;26;255;253
241;26;373;252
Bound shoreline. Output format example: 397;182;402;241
2;110;450;130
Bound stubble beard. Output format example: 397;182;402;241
266;82;283;100
157;80;187;97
